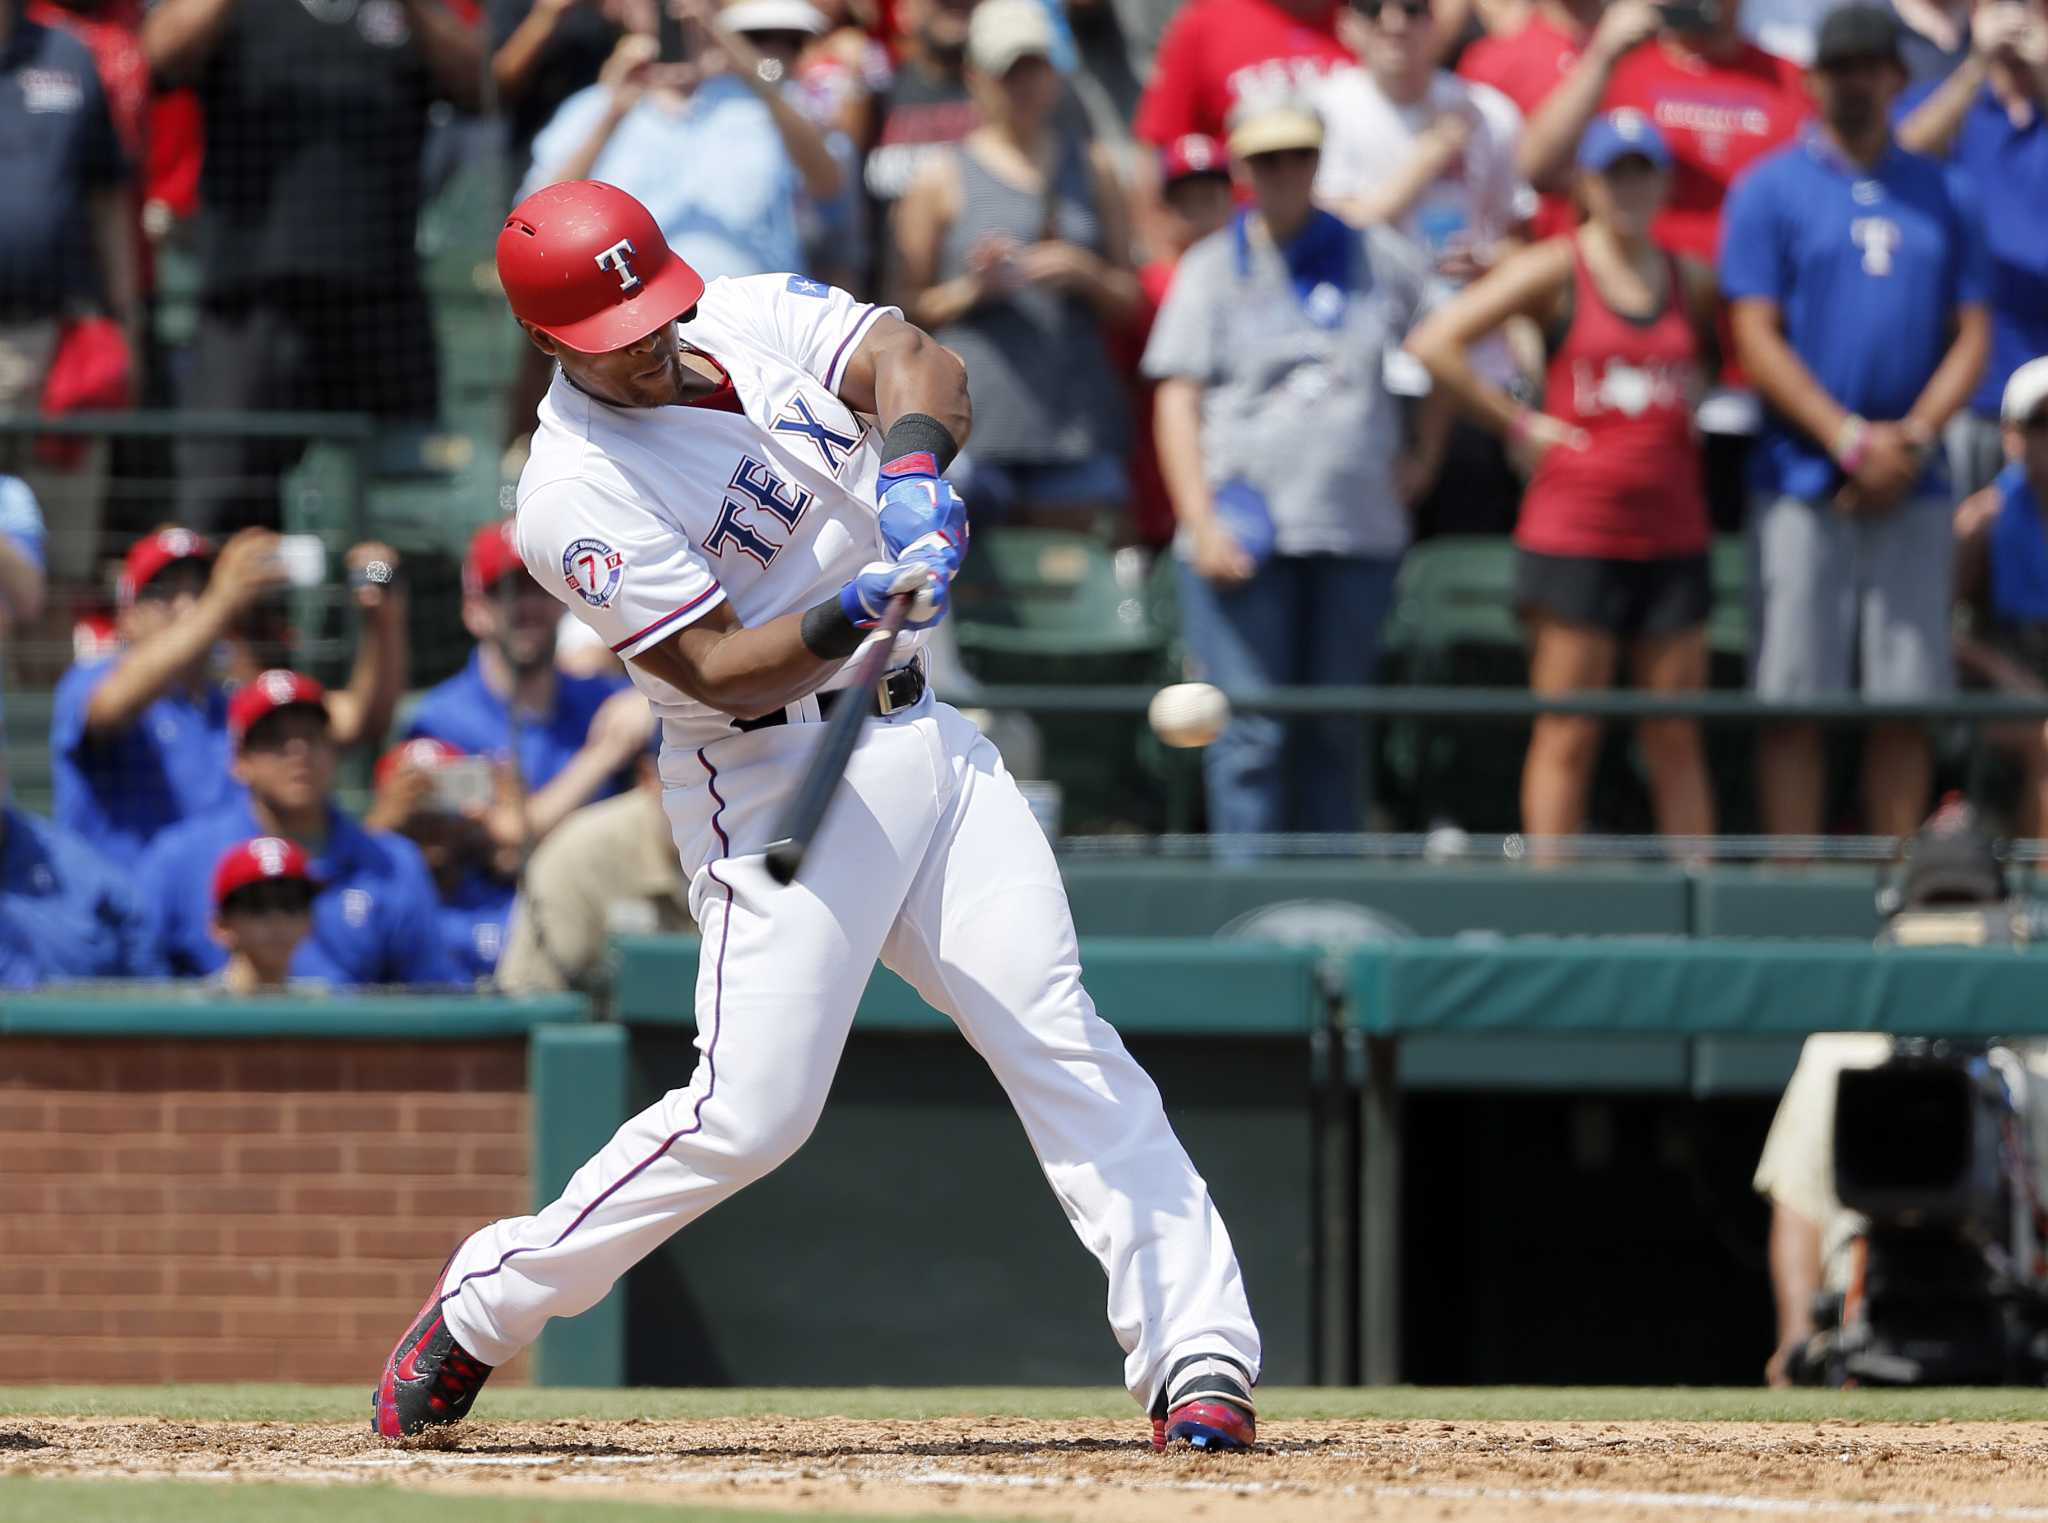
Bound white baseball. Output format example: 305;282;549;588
1148;682;1231;749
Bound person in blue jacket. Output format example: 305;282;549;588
136;669;461;986
405;520;649;857
0;778;146;988
365;737;516;985
52;526;411;858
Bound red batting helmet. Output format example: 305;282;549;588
497;181;706;354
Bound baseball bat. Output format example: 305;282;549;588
762;592;915;886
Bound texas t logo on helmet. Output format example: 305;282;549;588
595;238;642;293
496;181;705;354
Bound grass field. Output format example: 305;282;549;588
6;1385;2048;1523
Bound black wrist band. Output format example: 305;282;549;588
880;413;961;475
800;596;864;660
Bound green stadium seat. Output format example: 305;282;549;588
952;528;1163;670
1385;536;1523;681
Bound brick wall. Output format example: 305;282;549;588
0;1038;531;1385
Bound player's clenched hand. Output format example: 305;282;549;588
877;475;968;561
838;553;950;630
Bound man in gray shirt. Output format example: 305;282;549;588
1143;99;1440;842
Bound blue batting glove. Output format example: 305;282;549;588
878;470;968;562
838;554;950;631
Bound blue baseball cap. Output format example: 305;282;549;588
1577;110;1673;173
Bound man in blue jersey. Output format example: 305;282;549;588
1722;1;1990;839
406;521;650;857
137;670;459;986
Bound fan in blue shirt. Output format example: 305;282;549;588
1721;115;1989;504
52;527;412;858
1721;3;1991;845
1892;6;2048;485
136;670;461;986
405;522;648;853
0;793;146;988
51;530;240;859
368;738;516;985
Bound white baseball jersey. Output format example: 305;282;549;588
513;274;925;747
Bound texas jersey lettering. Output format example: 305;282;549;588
513;275;920;748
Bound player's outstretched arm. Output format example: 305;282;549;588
629;555;946;722
834;315;972;451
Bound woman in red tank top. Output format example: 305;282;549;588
1406;111;1717;853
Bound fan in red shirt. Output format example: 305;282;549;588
1134;0;1352;146
1406;111;1719;853
1518;0;1810;262
1458;0;1628;236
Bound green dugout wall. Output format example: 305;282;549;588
608;937;1334;1389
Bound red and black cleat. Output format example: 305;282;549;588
1150;1353;1257;1452
372;1257;495;1439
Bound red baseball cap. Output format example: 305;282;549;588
463;519;525;598
119;527;214;606
1161;134;1229;185
497;180;707;354
228;669;329;749
374;736;466;789
212;836;317;909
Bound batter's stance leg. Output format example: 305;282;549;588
373;709;1259;1449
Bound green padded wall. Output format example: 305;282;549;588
1054;862;1691;938
530;1024;631;1388
1691;868;1883;940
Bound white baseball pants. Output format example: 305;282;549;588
438;696;1261;1408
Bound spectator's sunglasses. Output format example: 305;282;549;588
220;881;317;919
1356;0;1432;19
2025;411;2048;435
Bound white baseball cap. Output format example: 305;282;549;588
2003;356;2048;425
720;0;828;34
968;0;1056;76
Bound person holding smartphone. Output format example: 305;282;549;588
50;526;407;858
1518;0;1810;264
1408;112;1719;851
365;738;516;985
405;521;652;859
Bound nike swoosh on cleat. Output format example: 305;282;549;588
392;1315;443;1383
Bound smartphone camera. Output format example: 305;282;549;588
275;534;328;589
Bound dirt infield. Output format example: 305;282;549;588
6;1414;2048;1522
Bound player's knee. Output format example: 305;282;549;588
716;1092;827;1181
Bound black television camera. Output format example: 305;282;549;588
1796;1042;2048;1385
1790;799;2048;1386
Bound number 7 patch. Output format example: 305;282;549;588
563;537;626;608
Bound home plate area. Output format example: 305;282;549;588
10;1416;2048;1522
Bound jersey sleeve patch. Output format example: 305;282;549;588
786;275;831;297
561;537;625;607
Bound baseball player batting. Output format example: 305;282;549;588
372;181;1261;1452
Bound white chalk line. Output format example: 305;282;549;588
329;1449;2048;1520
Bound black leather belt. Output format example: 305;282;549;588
732;660;927;733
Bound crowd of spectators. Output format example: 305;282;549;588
3;0;2048;987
